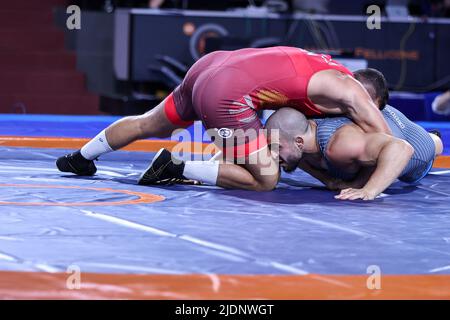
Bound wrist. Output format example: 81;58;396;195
363;186;379;199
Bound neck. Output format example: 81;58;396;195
303;120;320;154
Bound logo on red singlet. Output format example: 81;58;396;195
217;128;233;139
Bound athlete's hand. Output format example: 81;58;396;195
334;188;377;201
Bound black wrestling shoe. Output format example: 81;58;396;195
56;150;97;176
138;148;186;185
428;129;442;138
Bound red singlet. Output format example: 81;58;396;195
165;46;353;158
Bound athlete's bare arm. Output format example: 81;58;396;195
327;126;414;200
308;70;391;135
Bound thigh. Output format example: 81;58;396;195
215;146;280;191
202;102;267;162
170;51;232;124
193;67;266;161
240;146;280;190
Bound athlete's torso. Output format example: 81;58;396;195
202;46;353;116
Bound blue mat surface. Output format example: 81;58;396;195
0;114;449;276
0;147;449;275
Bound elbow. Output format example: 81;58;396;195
348;109;391;135
404;141;414;158
367;118;391;135
398;140;414;160
348;97;390;135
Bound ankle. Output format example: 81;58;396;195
74;150;92;162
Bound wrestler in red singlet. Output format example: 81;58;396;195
163;46;353;158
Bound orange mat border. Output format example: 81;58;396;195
0;184;164;206
0;272;449;299
0;136;213;154
1;135;449;168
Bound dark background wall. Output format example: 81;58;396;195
49;7;450;119
127;11;450;92
54;9;118;97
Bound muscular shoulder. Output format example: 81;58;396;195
308;70;362;108
310;69;356;91
325;125;366;163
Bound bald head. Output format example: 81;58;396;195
265;107;310;140
265;108;311;172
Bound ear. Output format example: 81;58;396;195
294;136;304;148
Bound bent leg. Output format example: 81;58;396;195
429;132;444;157
56;92;195;176
105;98;181;150
432;90;450;115
81;93;193;160
215;147;280;191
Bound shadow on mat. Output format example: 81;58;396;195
58;174;418;205
382;185;419;196
132;181;342;205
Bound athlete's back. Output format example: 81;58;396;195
315;105;436;182
381;105;435;182
188;47;353;116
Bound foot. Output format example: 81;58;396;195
138;148;186;185
428;129;442;138
56;150;97;176
432;91;450;115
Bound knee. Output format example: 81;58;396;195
126;115;148;139
136;108;174;139
135;114;163;139
254;175;278;192
430;133;444;157
135;116;151;138
114;115;146;139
